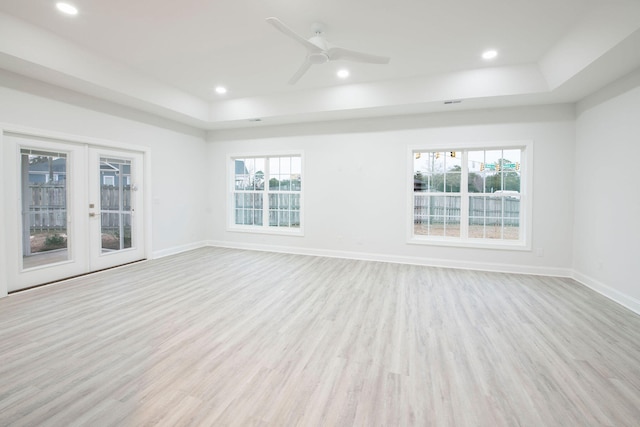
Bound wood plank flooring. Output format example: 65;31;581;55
1;247;639;426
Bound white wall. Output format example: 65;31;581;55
0;73;208;261
207;104;576;276
573;70;640;313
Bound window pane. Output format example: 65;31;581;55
292;174;301;191
271;206;281;227
415;152;456;193
234;192;262;225
486;174;499;194
254;158;265;190
503;195;520;240
235;159;249;190
414;196;450;236
484;217;504;239
432;152;445;172
468;150;484;193
503;149;521;170
414;151;443;174
247;158;256;190
468;196;486;238
291;156;302;191
291;156;301;175
269;177;280;191
485;150;502;166
414;194;428;232
269;157;280;175
279;176;291;190
413;152;428;192
468;173;484;193
255;171;265;190
446;152;461;172
268;192;299;228
468;194;520;240
503;171;520;193
428;217;445;236
468;151;484;171
444;172;461;193
445;196;461;237
280;157;291;175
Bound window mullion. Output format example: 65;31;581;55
460;150;469;239
263;158;269;228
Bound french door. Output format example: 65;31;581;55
3;133;145;292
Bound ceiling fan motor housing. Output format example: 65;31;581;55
309;52;330;64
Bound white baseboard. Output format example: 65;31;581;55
206;240;573;278
571;271;640;316
152;241;208;259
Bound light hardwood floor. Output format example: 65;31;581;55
1;247;639;426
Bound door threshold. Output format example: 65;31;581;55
9;258;147;295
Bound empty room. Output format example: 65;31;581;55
1;0;640;425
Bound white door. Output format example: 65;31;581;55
88;148;144;271
3;133;146;292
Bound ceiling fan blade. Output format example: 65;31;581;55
328;47;390;64
288;59;312;85
266;17;322;53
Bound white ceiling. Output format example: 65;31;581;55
1;0;640;129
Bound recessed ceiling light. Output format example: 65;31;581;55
215;86;227;95
56;2;78;15
482;49;498;60
337;69;350;79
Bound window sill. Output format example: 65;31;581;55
227;225;304;237
408;236;530;251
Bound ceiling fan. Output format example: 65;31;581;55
266;17;391;85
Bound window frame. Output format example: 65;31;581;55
408;141;532;250
227;151;304;236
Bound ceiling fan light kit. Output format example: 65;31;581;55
266;17;390;85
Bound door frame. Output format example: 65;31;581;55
1;124;153;297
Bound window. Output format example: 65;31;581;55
230;154;302;234
411;144;529;248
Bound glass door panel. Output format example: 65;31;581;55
20;149;70;269
100;157;132;252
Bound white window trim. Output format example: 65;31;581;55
227;151;304;237
407;141;533;251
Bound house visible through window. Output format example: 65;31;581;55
412;145;527;248
231;154;302;233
